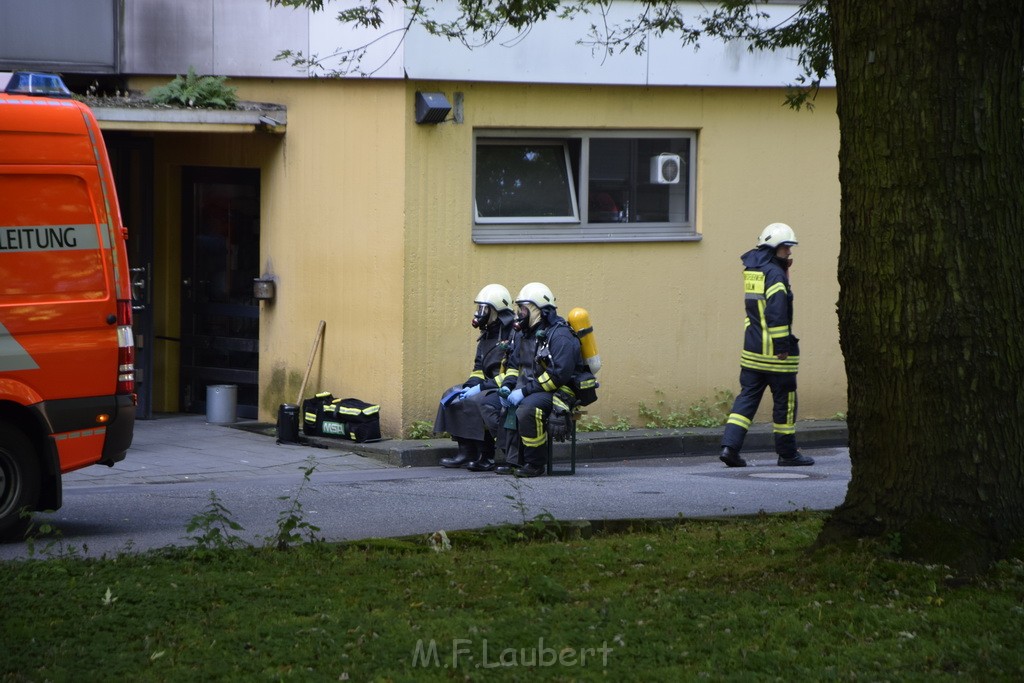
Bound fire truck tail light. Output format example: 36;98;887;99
116;300;135;395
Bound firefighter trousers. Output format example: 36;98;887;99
722;368;798;456
501;392;553;467
478;390;513;455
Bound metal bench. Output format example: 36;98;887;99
545;410;580;476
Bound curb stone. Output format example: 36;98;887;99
232;420;848;469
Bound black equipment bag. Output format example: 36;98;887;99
319;397;382;442
302;392;334;436
333;398;381;423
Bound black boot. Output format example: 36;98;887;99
719;446;746;468
467;436;496;472
439;440;478;468
515;462;545;478
778;451;814;466
515;447;545;478
495;443;523;474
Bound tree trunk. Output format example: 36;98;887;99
822;0;1024;568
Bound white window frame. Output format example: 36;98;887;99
472;129;698;244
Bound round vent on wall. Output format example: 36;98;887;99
650;153;682;184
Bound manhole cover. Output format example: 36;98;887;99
748;472;811;479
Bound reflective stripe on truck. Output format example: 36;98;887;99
0;321;39;371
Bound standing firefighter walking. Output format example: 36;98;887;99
720;223;814;468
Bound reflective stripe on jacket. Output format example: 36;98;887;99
740;247;799;374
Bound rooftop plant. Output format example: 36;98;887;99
147;67;237;109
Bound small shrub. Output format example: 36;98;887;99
267;456;322;551
577;414;632;432
407;420;437;439
611;415;633;431
148;67;238;109
185;491;248;554
505;476;531;526
576;415;606;432
498;478;563;544
22;515;85;560
639;389;734;429
526;511;564;543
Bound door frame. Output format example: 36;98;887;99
179;166;261;419
105;134;155;419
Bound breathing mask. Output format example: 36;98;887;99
471;303;494;329
513;302;541;331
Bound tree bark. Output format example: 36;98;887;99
823;0;1024;568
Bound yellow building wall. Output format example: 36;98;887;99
401;82;844;432
230;79;408;435
134;78;407;435
132;75;843;436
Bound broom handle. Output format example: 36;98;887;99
296;320;326;405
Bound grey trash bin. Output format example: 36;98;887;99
206;384;238;424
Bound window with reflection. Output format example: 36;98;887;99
473;131;696;243
474;141;579;223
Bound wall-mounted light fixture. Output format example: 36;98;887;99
253;275;276;301
414;91;451;124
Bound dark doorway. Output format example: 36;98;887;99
180;167;260;419
106;134;155;419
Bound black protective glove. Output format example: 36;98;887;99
547;408;570;442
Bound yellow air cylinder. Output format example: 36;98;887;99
568;307;601;374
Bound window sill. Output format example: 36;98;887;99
472;224;701;244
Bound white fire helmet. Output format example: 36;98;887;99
474;284;513;312
757;222;799;249
515;282;556;309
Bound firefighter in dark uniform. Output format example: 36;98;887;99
720;223;814;468
436;284;516;469
494;282;581;478
467;324;521;472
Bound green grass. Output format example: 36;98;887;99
3;512;1022;681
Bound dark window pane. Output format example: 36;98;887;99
588;139;631;223
476;143;576;219
589;137;690;224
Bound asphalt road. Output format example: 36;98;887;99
0;446;850;560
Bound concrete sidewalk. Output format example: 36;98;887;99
23;416;852;560
63;414;386;488
63;414;848;488
59;413;847;489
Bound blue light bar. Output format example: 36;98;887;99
4;71;72;98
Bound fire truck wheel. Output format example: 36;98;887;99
0;424;40;542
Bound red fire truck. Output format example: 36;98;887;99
0;72;136;539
